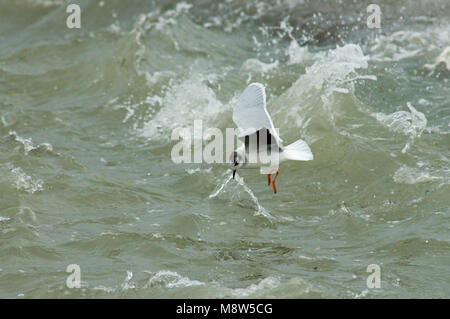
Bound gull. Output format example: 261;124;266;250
230;83;313;193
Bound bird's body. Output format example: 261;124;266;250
232;128;283;172
230;83;313;193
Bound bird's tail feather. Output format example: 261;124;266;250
283;139;313;161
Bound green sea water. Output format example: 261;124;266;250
0;0;449;298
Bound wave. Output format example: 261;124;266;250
372;102;427;153
7;131;53;156
393;165;441;184
425;46;450;72
12;167;43;194
139;74;227;141
368;24;450;62
65;270;327;298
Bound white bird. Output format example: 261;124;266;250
230;83;313;193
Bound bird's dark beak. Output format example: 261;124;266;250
232;169;236;179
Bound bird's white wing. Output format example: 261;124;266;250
232;83;283;144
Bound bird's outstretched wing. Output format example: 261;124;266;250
233;83;283;145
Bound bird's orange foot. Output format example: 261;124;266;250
271;171;279;194
267;174;271;185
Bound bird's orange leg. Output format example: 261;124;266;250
267;174;271;185
271;171;279;194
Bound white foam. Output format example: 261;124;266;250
368;27;450;62
273;43;374;131
285;44;371;100
30;0;64;7
393;165;441;184
133;2;192;33
120;271;136;290
373;102;427;153
145;270;204;289
8;131;53;155
218;276;319;298
374;103;427;138
425;46;450;71
140;75;226;141
286;40;313;65
228;276;280;297
241;58;279;73
92;285;116;293
353;289;370;299
10;167;44;194
186;167;212;175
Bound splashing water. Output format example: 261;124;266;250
373;102;427;153
209;170;274;220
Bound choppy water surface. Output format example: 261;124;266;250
0;0;449;298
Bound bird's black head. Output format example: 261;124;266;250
230;151;244;179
